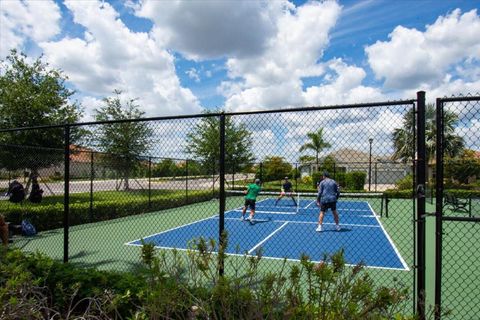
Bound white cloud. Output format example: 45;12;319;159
366;9;480;90
220;1;387;113
186;68;200;82
303;59;385;105
39;0;202;118
136;0;285;60
0;0;61;57
226;1;340;87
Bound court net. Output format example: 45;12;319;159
226;190;387;216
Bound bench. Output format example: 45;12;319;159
444;192;470;214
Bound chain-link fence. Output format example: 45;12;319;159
11;91;480;318
434;95;480;320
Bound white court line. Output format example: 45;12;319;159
305;200;317;208
124;215;218;246
248;222;289;254
366;202;410;271
124;244;408;271
221;216;381;228
233;209;296;215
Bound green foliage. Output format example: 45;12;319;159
0;248;145;318
135;238;410;319
345;171;367;191
94;90;152;190
1;238;428;319
444;149;480;184
152;158;181;177
302;175;313;186
185;111;255;173
259;156;293;182
0;190;214;231
392;104;464;163
0;50;81;173
336;172;346;188
395;174;414;190
319;155;337;173
299;128;332;167
312;172;323;188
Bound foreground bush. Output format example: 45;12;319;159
1;233;443;319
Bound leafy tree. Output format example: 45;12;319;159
94;91;152;190
298;155;315;164
152;159;179;177
299;128;331;169
185;111;255;173
445;149;480;184
392;104;464;163
0;50;81;189
259;156;292;182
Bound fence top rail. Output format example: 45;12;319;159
438;96;480;103
0;98;416;133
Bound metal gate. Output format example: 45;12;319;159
434;95;480;320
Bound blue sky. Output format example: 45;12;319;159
1;0;479;160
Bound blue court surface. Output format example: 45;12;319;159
126;197;409;271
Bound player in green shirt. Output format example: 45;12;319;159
241;178;262;223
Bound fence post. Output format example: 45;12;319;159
434;98;444;320
63;125;70;263
416;91;426;320
374;161;378;192
185;159;188;203
148;157;152;208
219;113;226;276
89;151;94;223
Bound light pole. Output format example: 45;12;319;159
368;138;373;191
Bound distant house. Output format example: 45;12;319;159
39;145;117;179
300;148;410;187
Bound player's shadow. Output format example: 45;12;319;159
323;227;352;233
248;218;272;225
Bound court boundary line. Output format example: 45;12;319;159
124;214;218;246
221;216;381;228
248;221;289;254
367;203;410;271
125;202;409;271
124;243;409;271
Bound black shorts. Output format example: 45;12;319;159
244;199;256;210
321;202;337;212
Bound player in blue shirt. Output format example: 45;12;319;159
316;171;341;232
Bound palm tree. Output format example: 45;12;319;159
299;128;331;169
392;104;464;163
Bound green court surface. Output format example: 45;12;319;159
10;196;479;319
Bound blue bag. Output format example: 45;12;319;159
21;219;37;236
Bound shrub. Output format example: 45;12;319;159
1;190;214;232
345;171;366;191
395;174;414;190
311;172;323;188
302;175;312;186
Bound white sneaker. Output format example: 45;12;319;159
316;225;322;232
336;225;341;231
241;216;244;221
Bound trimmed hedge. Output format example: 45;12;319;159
2;190;215;232
383;188;480;199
